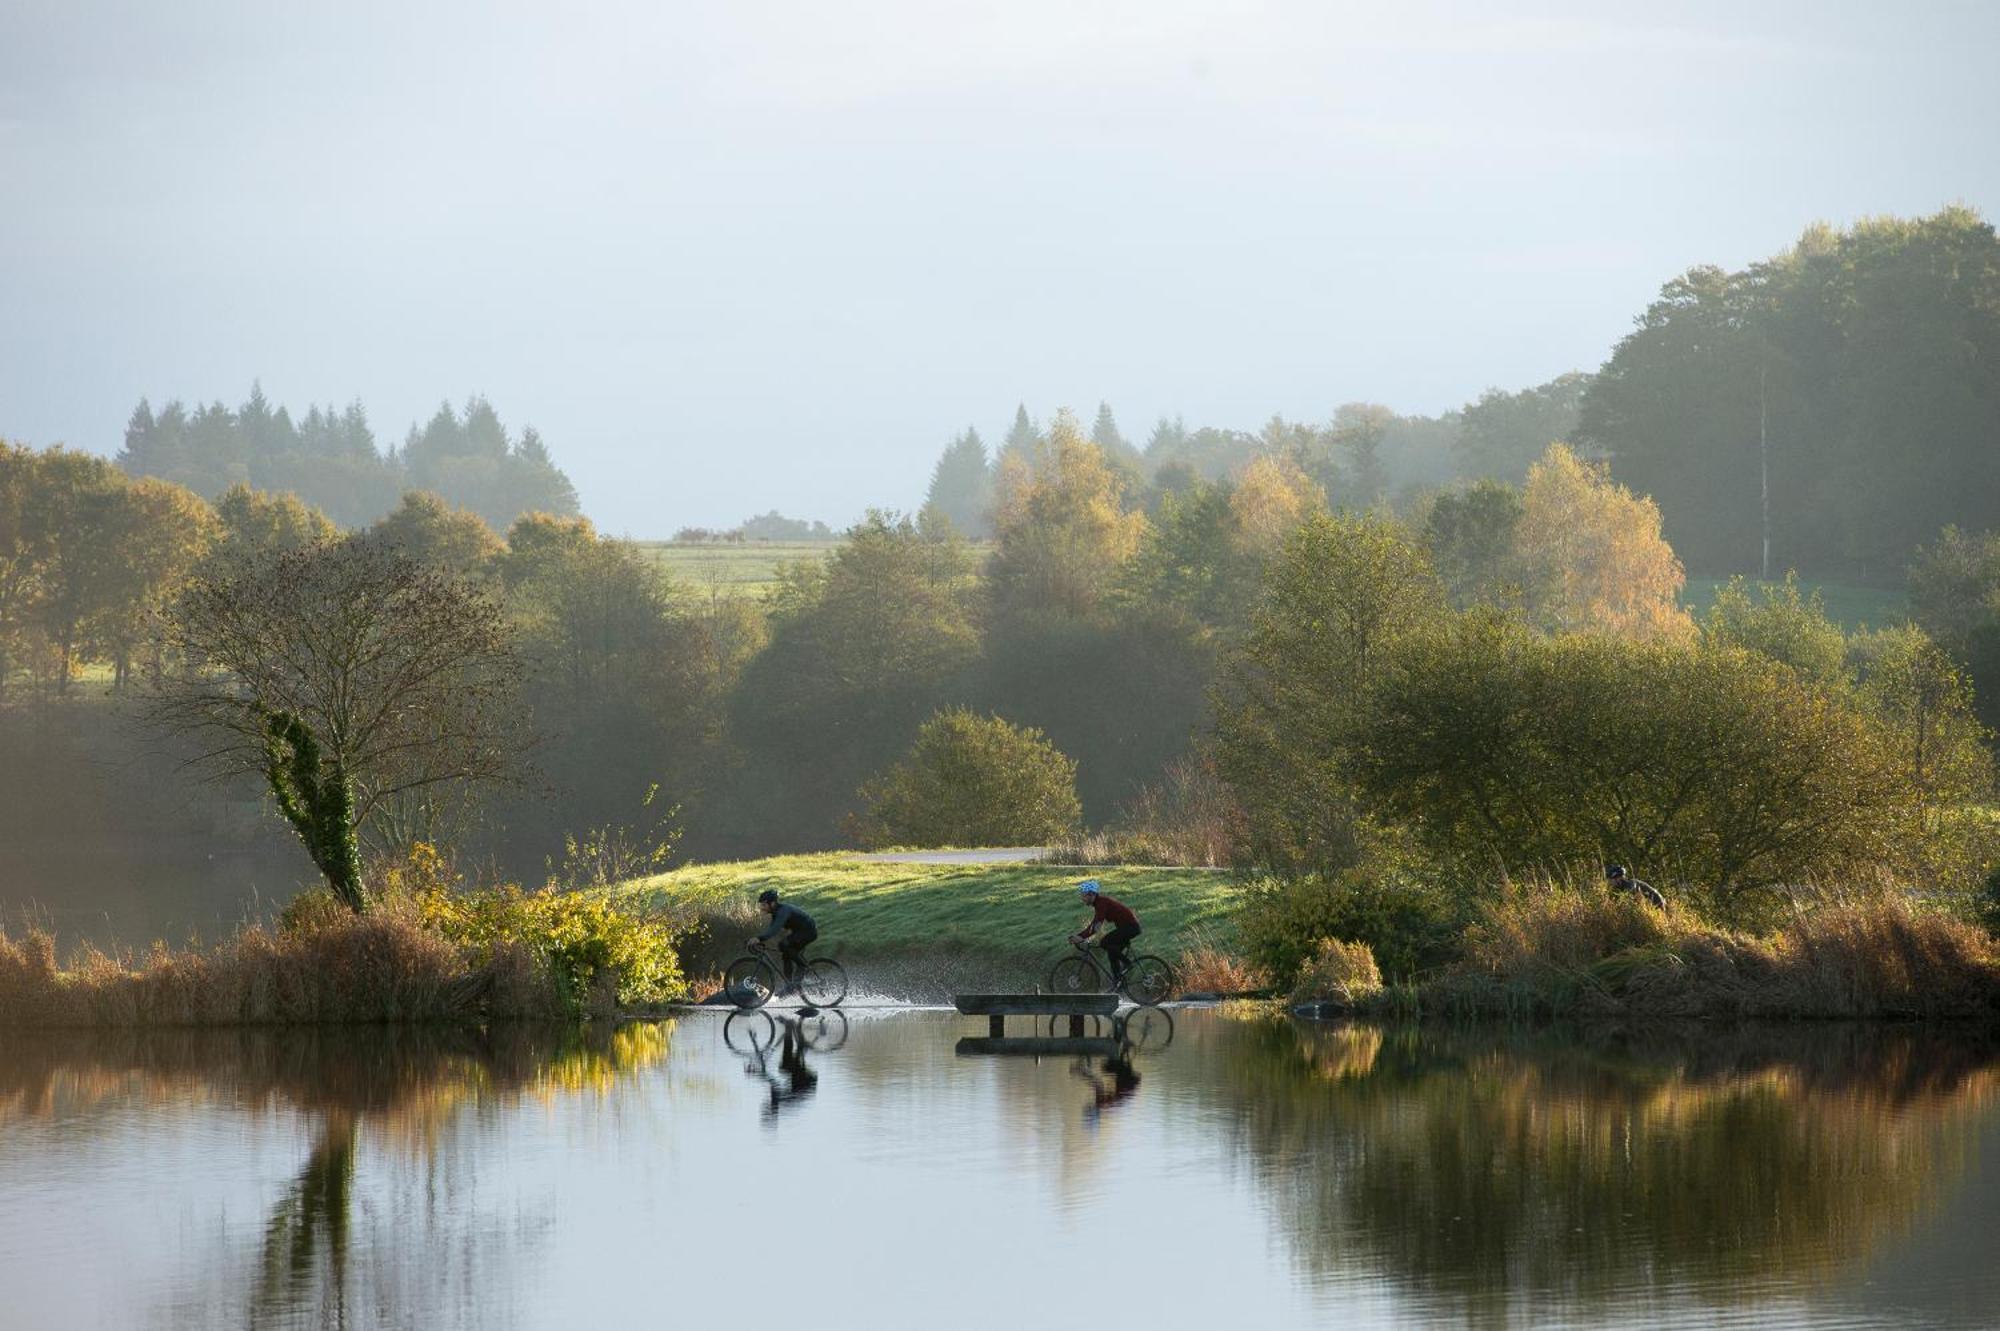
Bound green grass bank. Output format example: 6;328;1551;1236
607;853;1239;990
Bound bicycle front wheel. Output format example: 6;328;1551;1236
800;1007;850;1053
1119;1005;1175;1054
1048;955;1101;996
723;954;779;1009
1120;956;1176;1005
799;958;848;1008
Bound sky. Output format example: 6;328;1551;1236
3;1;1996;536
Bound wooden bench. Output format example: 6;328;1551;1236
953;993;1120;1039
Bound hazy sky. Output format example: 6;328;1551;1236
4;1;1996;535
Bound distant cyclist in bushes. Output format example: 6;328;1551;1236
752;888;818;995
1070;879;1141;985
1605;864;1667;910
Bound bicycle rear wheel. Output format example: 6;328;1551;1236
1048;955;1101;995
799;958;847;1008
1120;956;1176;1006
723;954;778;1009
723;1009;778;1055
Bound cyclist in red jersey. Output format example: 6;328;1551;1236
1070;879;1142;985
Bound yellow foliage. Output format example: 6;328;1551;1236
988;408;1148;618
1517;443;1693;641
1229;454;1325;555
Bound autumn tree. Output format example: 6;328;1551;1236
1516;443;1692;641
211;484;339;567
1703;573;1847;686
987;409;1148;623
364;491;502;579
0;442;48;699
150;542;524;907
1215;512;1446;871
94;477;218;689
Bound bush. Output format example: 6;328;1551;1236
417;885;686;1016
849;708;1082;849
1175;935;1270;996
1290;938;1383;1007
1351;618;1919;920
1238;865;1464;986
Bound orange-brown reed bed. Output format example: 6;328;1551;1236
0;902;560;1028
1390;889;2000;1022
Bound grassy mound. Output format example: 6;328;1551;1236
608;853;1239;980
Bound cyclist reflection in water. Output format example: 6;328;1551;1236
1074;1053;1141;1127
760;1019;818;1125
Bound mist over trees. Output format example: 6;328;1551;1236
118;385;579;531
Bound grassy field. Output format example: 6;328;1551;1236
609;853;1239;965
1681;577;1906;631
637;540;998;599
634;541;836;598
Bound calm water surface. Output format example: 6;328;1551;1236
1;1010;1997;1330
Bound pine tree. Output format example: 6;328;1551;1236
923;428;992;537
1001;404;1040;464
1091;402;1126;454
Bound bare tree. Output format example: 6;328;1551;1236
149;541;524;910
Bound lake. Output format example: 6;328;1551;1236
1;1009;1996;1329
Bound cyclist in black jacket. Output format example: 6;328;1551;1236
753;889;819;994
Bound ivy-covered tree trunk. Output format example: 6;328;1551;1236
263;710;365;911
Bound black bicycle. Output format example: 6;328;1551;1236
724;1007;848;1054
1048;937;1176;1005
724;940;848;1010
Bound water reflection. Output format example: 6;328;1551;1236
0;1014;1995;1329
0;1024;672;1330
1203;1016;2000;1321
721;1010;850;1127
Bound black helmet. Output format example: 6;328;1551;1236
757;888;780;905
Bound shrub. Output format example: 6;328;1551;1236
417;885;686;1016
849;708;1082;849
1351;618;1919;920
1175;935;1270;995
1238;865;1463;986
1290;938;1383;1007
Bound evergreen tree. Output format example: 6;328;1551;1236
1000;403;1040;465
922;428;993;537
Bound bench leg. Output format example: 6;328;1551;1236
990;1013;1005;1039
1068;1014;1083;1037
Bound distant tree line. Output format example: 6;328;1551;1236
117;384;579;531
672;511;835;543
920;380;1586;541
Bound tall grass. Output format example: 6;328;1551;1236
0;899;553;1028
1400;884;2000;1021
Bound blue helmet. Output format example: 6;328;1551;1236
1077;879;1101;898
